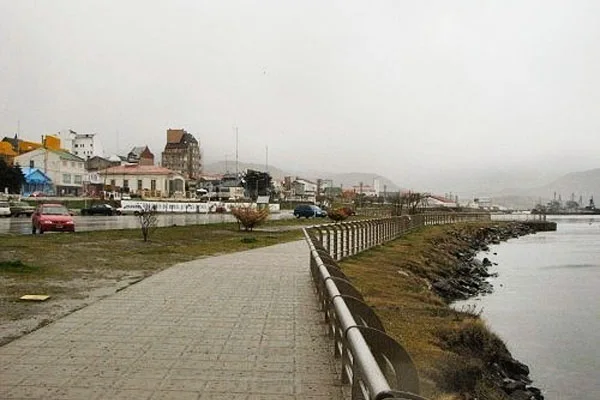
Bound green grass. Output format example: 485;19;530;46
0;260;39;274
0;218;311;331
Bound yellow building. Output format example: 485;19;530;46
43;135;61;150
1;135;64;165
0;141;18;165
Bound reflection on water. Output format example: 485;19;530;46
456;216;600;399
0;211;294;235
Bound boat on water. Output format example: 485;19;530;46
531;196;600;215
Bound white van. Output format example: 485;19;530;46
116;204;144;216
0;202;10;217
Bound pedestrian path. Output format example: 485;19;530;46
0;241;345;400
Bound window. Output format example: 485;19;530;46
63;174;71;184
151;180;156;191
123;179;129;188
110;179;116;187
74;175;82;184
71;162;75;168
137;180;142;191
74;144;78;148
29;160;34;168
62;161;67;167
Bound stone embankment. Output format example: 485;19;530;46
432;222;551;400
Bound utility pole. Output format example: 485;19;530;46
235;126;239;178
265;145;268;172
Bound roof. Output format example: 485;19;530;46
128;146;147;157
21;167;52;184
1;137;18;151
165;131;198;146
428;195;455;204
100;165;182;177
48;149;85;162
107;154;127;162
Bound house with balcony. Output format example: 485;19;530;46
161;129;202;180
14;148;85;196
98;165;185;199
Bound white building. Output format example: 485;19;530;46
58;129;104;159
291;178;318;202
98;165;185;198
15;148;86;196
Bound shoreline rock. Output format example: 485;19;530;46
432;222;545;400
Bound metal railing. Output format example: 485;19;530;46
309;213;490;261
302;213;490;400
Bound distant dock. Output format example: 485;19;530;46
524;220;557;231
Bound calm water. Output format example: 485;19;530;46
456;216;600;400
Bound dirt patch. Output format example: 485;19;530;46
0;273;147;346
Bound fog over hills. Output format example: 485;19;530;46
204;160;599;209
470;167;600;209
203;161;402;192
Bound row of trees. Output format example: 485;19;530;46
0;159;24;194
242;169;273;200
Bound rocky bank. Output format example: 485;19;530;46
431;222;547;400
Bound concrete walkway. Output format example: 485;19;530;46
0;241;344;400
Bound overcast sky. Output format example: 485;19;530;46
1;1;599;193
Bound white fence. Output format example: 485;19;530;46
120;200;281;214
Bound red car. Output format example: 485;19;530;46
31;204;75;234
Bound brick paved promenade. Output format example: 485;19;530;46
0;241;344;399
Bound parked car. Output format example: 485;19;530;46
9;201;35;217
0;202;10;217
80;204;116;216
116;204;144;216
293;204;328;218
31;204;75;234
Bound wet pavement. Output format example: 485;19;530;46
0;240;344;399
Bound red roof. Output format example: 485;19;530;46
429;195;455;203
101;165;180;176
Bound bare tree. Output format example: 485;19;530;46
392;191;427;216
138;205;158;242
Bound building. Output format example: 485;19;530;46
127;146;155;165
98;165;185;199
57;129;104;159
20;167;53;196
0;140;18;165
161;129;202;180
84;156;123;197
290;178;318;203
423;195;458;209
14;148;86;196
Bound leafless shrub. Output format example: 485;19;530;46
231;206;269;231
138;205;158;242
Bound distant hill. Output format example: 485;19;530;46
202;161;402;192
203;161;289;180
316;172;402;192
532;168;600;201
487;167;600;209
